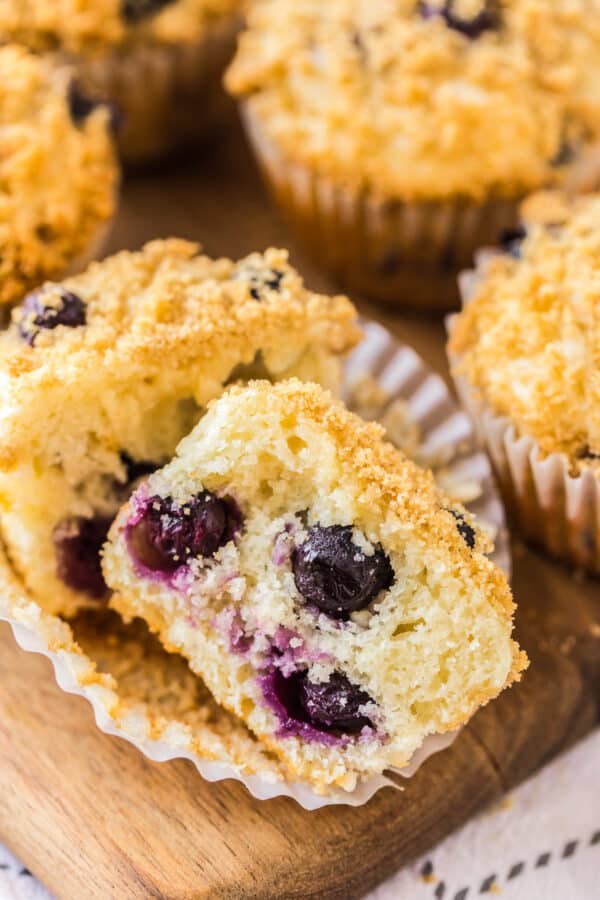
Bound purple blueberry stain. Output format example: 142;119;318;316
292;524;394;620
271;522;296;566
53;516;112;599
419;0;499;39
126;491;241;575
18;288;86;345
259;669;377;743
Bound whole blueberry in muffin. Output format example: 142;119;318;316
18;288;86;345
292;524;394;619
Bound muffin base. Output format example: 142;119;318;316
242;104;520;312
449;259;600;575
73;17;240;166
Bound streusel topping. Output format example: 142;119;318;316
0;0;240;55
449;190;600;470
0;45;117;306
227;0;600;200
0;239;359;470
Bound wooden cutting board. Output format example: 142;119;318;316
0;119;598;900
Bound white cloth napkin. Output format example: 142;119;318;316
1;729;598;900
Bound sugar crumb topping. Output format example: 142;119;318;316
0;45;117;306
450;190;600;471
227;0;600;200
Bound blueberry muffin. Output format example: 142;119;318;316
448;190;600;572
227;0;600;310
103;379;526;793
0;0;242;165
0;44;117;310
0;240;359;618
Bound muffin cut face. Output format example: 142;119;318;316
103;380;526;792
0;241;358;618
0;45;117;307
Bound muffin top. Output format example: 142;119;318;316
0;239;359;470
227;0;600;201
0;0;240;55
449;190;600;472
0;45;118;307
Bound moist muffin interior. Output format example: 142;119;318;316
0;241;358;618
104;379;526;792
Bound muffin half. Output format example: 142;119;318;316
0;241;358;617
103;379;526;792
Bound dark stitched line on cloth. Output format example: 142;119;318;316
427;827;600;897
479;874;496;893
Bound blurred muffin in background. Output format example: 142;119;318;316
448;189;600;574
0;0;243;165
227;0;600;310
0;44;118;313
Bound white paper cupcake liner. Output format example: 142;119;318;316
70;16;240;166
449;252;600;574
241;104;520;311
0;320;509;808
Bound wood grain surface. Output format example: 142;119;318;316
0;118;598;900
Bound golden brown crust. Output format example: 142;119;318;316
0;0;241;54
105;378;527;790
0;240;359;470
0;45;117;306
226;0;600;201
449;190;600;471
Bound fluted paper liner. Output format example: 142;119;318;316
0;320;509;808
241;104;520;311
69;16;240;165
449;253;600;574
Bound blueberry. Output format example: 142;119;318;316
265;669;374;736
237;268;285;301
129;492;240;572
299;671;373;733
122;0;175;23
53;516;112;598
448;509;476;549
499;225;526;259
68;82;122;132
419;0;499;39
292;524;394;619
18;288;86;345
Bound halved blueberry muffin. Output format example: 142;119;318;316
0;44;117;309
0;242;358;617
227;0;600;310
103;379;526;792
